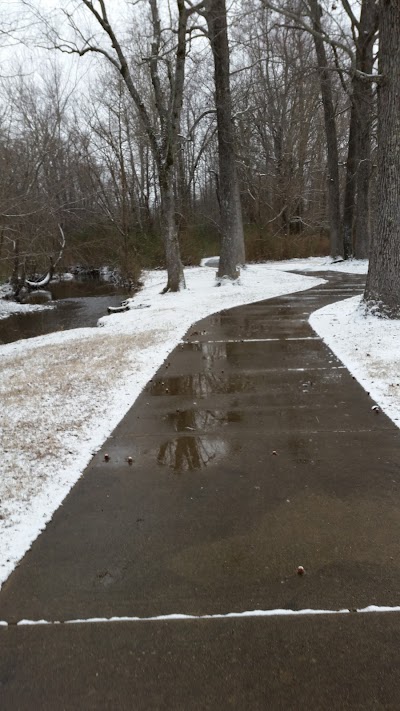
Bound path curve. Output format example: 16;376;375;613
1;271;400;709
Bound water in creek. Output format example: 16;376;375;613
0;279;128;346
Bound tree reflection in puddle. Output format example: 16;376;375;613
154;341;242;470
148;372;256;398
165;408;241;432
157;435;228;472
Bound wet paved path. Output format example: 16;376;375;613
1;271;400;709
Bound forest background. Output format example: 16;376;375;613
0;0;378;290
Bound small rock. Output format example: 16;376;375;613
297;566;305;576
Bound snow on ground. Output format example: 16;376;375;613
0;300;55;320
201;256;368;275
263;256;368;275
310;296;400;427
0;264;325;589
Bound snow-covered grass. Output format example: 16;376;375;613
0;264;325;589
262;256;368;275
310;296;400;426
201;256;368;275
0;287;55;319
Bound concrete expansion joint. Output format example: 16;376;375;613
183;337;322;344
3;606;400;627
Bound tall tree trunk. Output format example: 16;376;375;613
342;100;358;258
160;165;185;292
273;124;289;232
309;0;343;257
11;237;20;294
353;74;373;259
353;0;377;259
205;0;246;279
364;0;400;317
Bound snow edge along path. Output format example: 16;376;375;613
1;604;400;627
0;266;325;590
310;295;400;429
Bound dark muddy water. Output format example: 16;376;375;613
0;279;127;345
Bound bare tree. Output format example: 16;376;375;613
339;0;378;259
350;0;378;259
363;0;400;317
307;0;343;257
204;0;246;279
261;0;379;260
80;73;147;277
0;66;81;295
39;0;204;291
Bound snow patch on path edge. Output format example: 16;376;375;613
310;295;400;428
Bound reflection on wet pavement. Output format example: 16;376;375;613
6;271;400;622
147;367;347;400
157;435;228;472
165;408;242;432
148;373;255;398
154;409;243;471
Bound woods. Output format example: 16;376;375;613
0;0;399;314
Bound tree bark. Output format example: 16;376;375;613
160;165;185;292
11;237;20;294
353;0;377;259
149;0;187;291
309;0;343;257
342;100;358;259
205;0;246;280
364;0;400;317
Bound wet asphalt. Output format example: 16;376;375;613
1;271;400;709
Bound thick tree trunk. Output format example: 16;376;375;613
206;0;246;279
309;0;343;257
160;167;185;292
353;0;377;259
342;0;377;259
353;75;373;259
364;0;400;317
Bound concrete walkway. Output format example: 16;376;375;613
1;271;400;709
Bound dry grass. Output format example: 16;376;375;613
0;329;159;517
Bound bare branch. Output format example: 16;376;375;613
262;0;355;67
340;0;360;30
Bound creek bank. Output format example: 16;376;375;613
0;270;129;345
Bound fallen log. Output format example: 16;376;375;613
107;304;130;314
107;302;151;314
25;272;52;289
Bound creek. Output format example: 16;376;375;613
0;278;127;346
